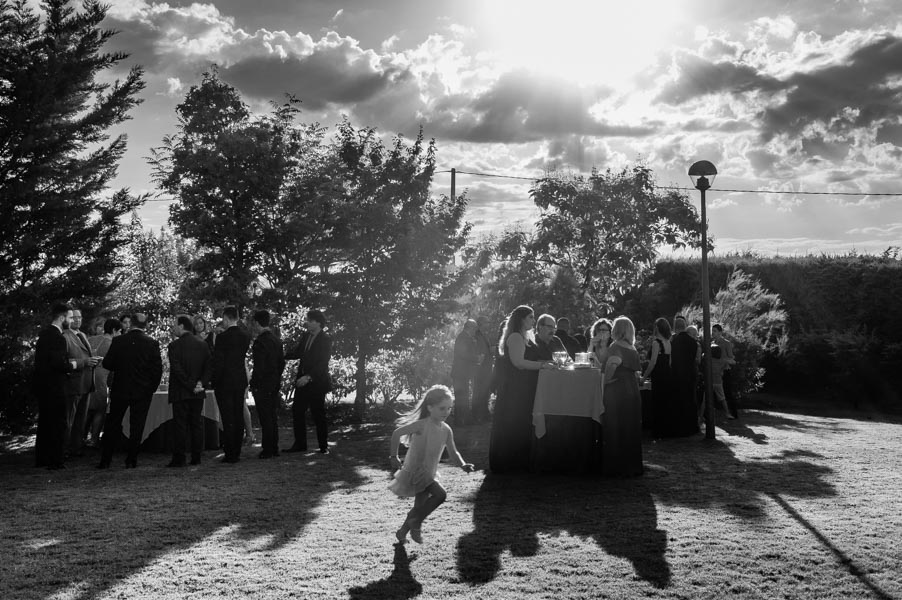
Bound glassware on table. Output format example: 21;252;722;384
552;351;569;367
574;352;590;365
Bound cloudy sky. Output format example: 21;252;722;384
90;0;902;255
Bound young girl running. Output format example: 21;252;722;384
389;385;474;544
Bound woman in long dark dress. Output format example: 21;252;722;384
602;316;644;477
489;305;553;473
641;317;674;438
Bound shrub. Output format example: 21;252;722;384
681;269;788;397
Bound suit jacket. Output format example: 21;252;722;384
210;325;251;390
285;330;332;394
33;325;73;399
555;329;583;359
63;328;94;396
167;332;212;403
670;332;699;383
249;329;286;393
535;335;567;361
450;331;478;381
102;328;163;400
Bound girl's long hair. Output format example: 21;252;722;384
396;384;454;431
499;305;534;355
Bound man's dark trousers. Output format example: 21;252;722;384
100;394;151;465
293;388;327;452
216;387;246;460
172;398;204;463
255;389;280;454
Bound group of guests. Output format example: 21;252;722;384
640;316;737;438
33;302;333;471
487;306;644;477
484;305;739;477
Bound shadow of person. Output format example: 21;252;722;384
456;474;541;584
455;473;669;588
569;478;671;588
348;543;422;600
2;441;369;600
720;419;770;444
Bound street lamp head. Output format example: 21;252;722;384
689;160;717;191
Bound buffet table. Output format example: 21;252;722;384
531;367;604;474
121;390;221;452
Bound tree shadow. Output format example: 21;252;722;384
456;473;670;588
347;543;422;599
456;424;838;589
1;428;369;600
767;492;898;600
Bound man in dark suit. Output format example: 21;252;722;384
249;310;286;459
671;316;701;435
211;306;251;463
166;314;212;467
472;315;496;423
97;313;163;469
285;309;332;454
450;319;479;425
555;317;583;360
34;303;75;469
536;314;567;360
63;307;98;457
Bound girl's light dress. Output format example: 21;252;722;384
389;420;450;497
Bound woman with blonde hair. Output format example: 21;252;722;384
601;316;644;477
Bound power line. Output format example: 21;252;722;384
438;169;902;196
145;170;902;200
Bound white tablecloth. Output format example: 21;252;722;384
532;367;605;438
121;390;220;443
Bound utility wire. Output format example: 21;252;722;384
438;169;902;196
145;169;902;200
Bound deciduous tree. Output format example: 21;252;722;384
498;165;704;312
322;120;472;419
150;69;331;307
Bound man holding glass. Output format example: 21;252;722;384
534;314;567;361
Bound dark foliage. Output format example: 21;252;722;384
0;0;145;432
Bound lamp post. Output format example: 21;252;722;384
688;160;717;440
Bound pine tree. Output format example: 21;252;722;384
0;0;146;431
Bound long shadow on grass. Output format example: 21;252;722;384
456;427;838;588
456;473;670;588
348;543;422;599
0;443;367;600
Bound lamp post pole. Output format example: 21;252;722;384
689;160;718;441
697;176;716;440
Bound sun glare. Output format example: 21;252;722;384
479;0;683;85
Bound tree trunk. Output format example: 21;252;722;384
354;350;368;422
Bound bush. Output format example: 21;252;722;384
681;269;788;398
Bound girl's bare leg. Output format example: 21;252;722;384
407;482;447;543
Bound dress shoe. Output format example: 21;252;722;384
166;459;187;468
220;456;240;464
47;463;66;471
319;448;330;455
258;450;275;459
189;456;201;466
284;446;307;453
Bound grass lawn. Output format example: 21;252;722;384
1;402;900;599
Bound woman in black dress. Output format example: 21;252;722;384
489;305;553;473
641;317;674;438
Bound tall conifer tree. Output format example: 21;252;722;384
0;0;145;430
